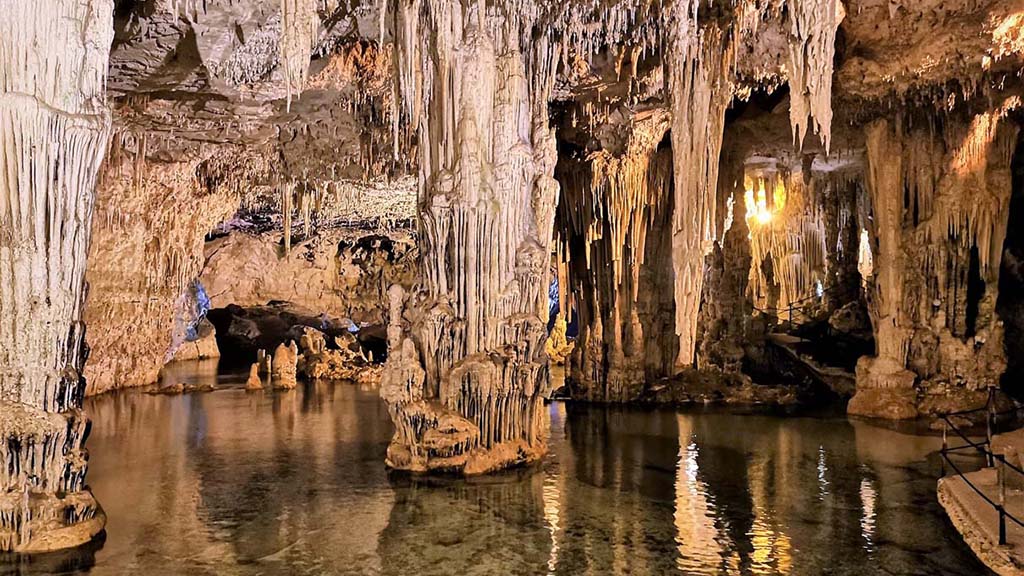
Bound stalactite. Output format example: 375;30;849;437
555;109;673;400
852;104;1021;420
280;0;318;111
745;168;828;314
785;0;844;153
0;0;113;552
666;0;733;369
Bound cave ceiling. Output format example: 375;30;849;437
107;0;1024;187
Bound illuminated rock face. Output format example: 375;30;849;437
0;0;113;552
851;111;1021;419
666;6;732;371
380;1;559;474
84;149;252;396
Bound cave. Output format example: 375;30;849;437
1;0;1023;572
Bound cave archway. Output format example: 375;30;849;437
998;127;1024;396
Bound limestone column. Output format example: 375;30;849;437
848;120;919;419
851;110;1019;419
0;0;114;551
380;0;559;474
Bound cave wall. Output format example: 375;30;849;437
83;142;254;395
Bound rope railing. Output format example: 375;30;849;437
752;283;862;332
939;386;1024;545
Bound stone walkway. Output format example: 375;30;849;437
939;430;1024;575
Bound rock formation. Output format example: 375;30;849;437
169;319;222;362
555;109;676;400
0;0;113;552
851;108;1022;419
0;0;1019;509
272;341;300;389
201;227;417;327
84;137;266;395
296;326;380;383
246;363;265;390
379;0;562;474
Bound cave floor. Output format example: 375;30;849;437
3;364;994;575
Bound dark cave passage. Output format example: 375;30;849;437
998;128;1024;397
206;303;387;369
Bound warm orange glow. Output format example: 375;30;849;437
743;175;787;226
992;12;1024;62
858;228;873;283
950;95;1021;175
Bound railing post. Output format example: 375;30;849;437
941;420;948;476
1000;507;1007;546
999;456;1008;546
988;386;997;467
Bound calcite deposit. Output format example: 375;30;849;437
3;0;1024;552
0;0;113;552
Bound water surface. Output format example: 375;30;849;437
6;363;990;575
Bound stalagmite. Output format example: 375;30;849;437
271;341;299;389
246;363;264;390
555;109;674;400
0;0;113;552
851;107;1021;420
666;0;733;369
258;349;273;375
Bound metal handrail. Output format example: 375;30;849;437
940;387;1024;545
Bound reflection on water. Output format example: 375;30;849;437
3;368;990;575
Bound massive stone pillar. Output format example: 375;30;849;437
848;120;919;419
851;106;1021;419
0;0;113;551
380;0;559;474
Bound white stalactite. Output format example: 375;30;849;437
666;0;733;369
280;0;318;111
380;0;561;474
785;0;844;153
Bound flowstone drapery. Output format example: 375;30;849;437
851;106;1021;419
380;0;560;474
0;0;113;551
